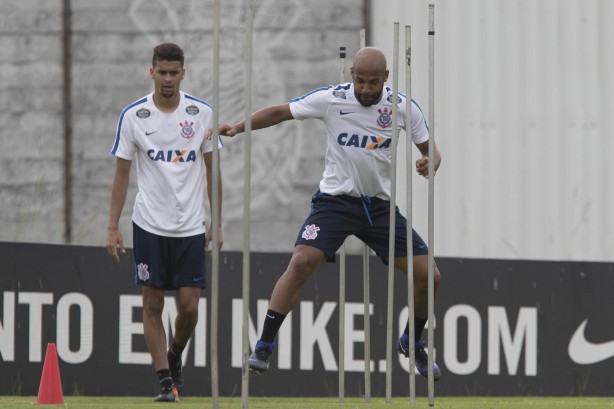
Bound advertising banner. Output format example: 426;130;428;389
0;242;612;396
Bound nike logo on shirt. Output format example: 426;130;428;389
339;110;354;115
145;130;158;136
568;319;614;364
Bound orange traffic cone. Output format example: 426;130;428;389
36;343;64;404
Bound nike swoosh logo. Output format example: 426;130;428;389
266;314;275;319
192;277;204;282
568;319;614;364
339;110;354;115
145;130;158;136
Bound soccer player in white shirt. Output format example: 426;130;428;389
106;43;223;402
219;47;442;381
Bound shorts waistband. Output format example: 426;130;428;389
316;191;387;204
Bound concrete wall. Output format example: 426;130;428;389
0;0;364;251
3;0;613;263
0;1;64;242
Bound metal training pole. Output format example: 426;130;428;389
338;45;346;404
405;24;417;407
427;4;436;407
360;27;366;50
385;22;400;404
211;0;221;407
359;28;372;404
241;0;253;407
363;241;371;403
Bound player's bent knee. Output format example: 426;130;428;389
289;247;323;273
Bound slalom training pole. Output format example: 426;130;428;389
338;45;346;404
363;239;371;403
385;21;400;404
427;4;436;407
210;0;221;407
241;0;253;407
359;27;372;404
405;24;417;407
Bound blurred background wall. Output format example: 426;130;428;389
1;0;612;262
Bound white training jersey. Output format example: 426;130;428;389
289;83;429;201
111;91;222;237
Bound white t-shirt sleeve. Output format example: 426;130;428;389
408;99;429;145
198;106;223;153
289;86;333;120
111;109;137;160
202;135;224;153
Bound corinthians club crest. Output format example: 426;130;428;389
179;120;194;139
376;107;392;128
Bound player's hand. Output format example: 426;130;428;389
106;227;125;263
218;123;240;137
205;226;224;253
415;157;433;179
205;128;213;140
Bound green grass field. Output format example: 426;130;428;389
1;396;613;409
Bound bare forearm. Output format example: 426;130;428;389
108;174;129;229
206;165;222;228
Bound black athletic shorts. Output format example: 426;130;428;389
132;222;206;290
295;191;429;263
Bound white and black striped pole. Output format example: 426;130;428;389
385;21;400;404
427;3;436;407
405;24;417;407
338;45;347;404
359;28;372;404
210;0;221;407
241;0;253;407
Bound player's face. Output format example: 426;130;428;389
351;68;389;106
150;60;185;99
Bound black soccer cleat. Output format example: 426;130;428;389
154;385;179;402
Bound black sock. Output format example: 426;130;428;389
169;340;185;358
403;317;428;342
261;309;287;343
414;317;428;342
157;369;173;390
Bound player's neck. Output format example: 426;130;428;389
152;92;181;113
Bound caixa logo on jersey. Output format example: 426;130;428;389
147;149;197;163
337;133;391;150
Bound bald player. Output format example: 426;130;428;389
218;47;442;381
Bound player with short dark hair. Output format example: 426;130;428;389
107;42;223;402
219;46;442;381
152;42;185;68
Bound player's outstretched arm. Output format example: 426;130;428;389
218;103;294;137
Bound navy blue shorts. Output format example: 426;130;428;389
295;191;428;263
132;222;207;290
